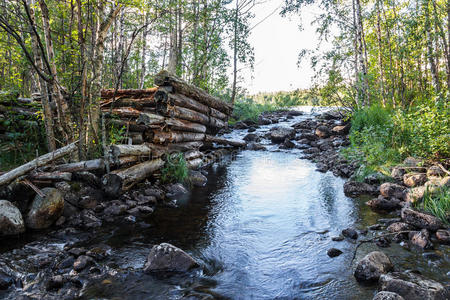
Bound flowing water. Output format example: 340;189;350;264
1;107;449;299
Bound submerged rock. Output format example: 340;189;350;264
327;248;343;257
143;243;198;273
342;228;358;240
366;196;401;212
0;200;25;235
401;208;443;231
409;229;433;250
373;291;405;300
26;188;64;229
379;270;449;300
269;127;295;143
354;251;393;283
166;183;189;198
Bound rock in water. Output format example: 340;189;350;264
379;270;449;300
373;291;405;300
26;187;64;229
0;200;25;235
354;251;393;283
327;248;343;257
409;229;433;250
380;183;407;199
0;271;13;290
435;229;450;244
143;243;198;273
343;181;378;197
188;170;208;187
342;228;358;239
401;208;443;231
366;196;401;212
269;127;295;143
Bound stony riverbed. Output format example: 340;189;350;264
0;106;448;299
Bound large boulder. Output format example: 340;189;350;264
344;181;378;197
331;124;350;136
26;188;64;229
379;271;449;300
401;208;443;231
403;173;427;187
188;170;207;187
269;127;295;143
143;243;198;273
0;200;25;235
354;251;393;283
373;291;405;300
404;186;427;203
380;183;407;199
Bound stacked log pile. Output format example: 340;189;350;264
0;72;244;197
101;70;244;171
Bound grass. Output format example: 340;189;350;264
161;153;188;184
416;186;450;225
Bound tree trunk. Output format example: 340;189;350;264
423;0;440;94
231;0;239;105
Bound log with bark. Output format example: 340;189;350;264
101;107;145;118
101;87;158;99
184;150;203;161
0;142;78;186
51;158;105;173
101;97;155;109
108;119;147;132
155;70;233;115
156;104;226;129
150;131;205;145
205;135;246;148
28;171;72;182
102;158;164;197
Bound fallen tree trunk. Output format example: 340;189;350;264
157;104;226;129
0;142;78;186
101;87;158;98
102;107;144;118
205;135;245;148
101;97;155;109
102;158;164;197
155;70;233;115
28;171;72;182
151;131;205;144
165;118;207;133
108;119;147;132
51;158;105;173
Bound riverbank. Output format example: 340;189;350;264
0;107;448;299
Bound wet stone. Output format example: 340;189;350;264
0;271;13;290
45;275;64;291
73;255;94;272
435;229;450;244
327;248;343;257
354;251;393;283
373;291;405;300
342;228;358;240
332;236;345;241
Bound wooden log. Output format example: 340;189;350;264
167;141;203;152
151;131;205;145
157;104;226;129
101;97;155;109
28;171;72;182
51;158;105;173
165;118;207;133
0;142;78;186
154;70;233;115
102;158;164;196
101;107;143;118
101;87;158;98
205;135;246;148
110;144;154;158
137;112;165;125
113;155;140;167
108;119;147;132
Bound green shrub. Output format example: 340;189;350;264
161;153;188;184
231;98;279;123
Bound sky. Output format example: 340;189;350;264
240;0;324;94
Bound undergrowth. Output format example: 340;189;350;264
161;153;188;184
415;186;450;225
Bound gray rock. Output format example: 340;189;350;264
373;291;405;300
387;222;413;233
327;248;343;257
354;251;393;282
0;200;25;235
243;133;259;142
0;271;13;290
401;208;443;231
331;124;350;136
409;229;433;250
364;172;389;185
380;183;407;199
332;235;345;241
269;127;295;143
427;166;446;177
144;188;164;201
143;243;198;273
391;167;406;180
379;270;449;300
343;181;378;197
315;125;330;138
342;228;358;239
366;196;401;211
73;255;93;272
188;170;208;187
166;183;189;197
26;188;64;229
282;138;295;149
246;142;267;151
435;229;450;244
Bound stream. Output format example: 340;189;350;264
1;107;448;300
